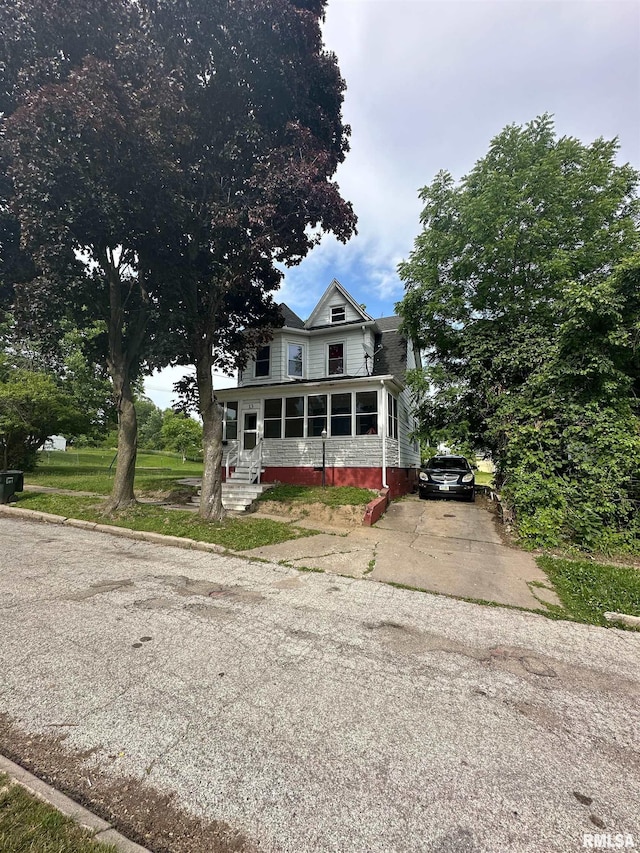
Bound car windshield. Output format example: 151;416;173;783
426;457;469;470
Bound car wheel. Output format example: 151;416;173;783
467;491;476;503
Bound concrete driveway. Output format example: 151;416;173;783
247;496;560;611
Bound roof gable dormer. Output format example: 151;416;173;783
305;279;373;330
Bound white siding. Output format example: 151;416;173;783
307;328;370;380
262;436;383;468
240;324;376;385
397;386;421;467
239;337;285;386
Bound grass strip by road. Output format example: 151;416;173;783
258;484;374;506
16;493;316;551
537;555;640;628
0;772;118;853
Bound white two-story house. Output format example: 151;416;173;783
216;280;421;497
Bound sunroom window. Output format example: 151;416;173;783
307;394;327;436
331;393;351;436
356;391;378;435
285;396;304;437
223;401;238;441
388;393;398;439
264;398;282;438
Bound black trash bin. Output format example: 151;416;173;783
0;470;24;504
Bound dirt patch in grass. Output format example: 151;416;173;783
0;713;255;853
256;499;365;529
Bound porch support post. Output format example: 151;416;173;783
380;380;388;488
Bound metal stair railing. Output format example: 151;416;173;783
248;439;263;484
225;443;239;481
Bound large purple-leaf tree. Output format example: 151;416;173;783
146;0;357;519
1;0;356;520
1;0;180;509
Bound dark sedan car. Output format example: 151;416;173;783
418;455;475;502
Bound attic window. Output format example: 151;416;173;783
330;305;346;323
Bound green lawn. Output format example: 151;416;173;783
538;555;640;628
28;449;203;495
259;484;374;507
0;773;118;853
16;492;315;551
474;470;494;487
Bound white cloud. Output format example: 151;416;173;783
276;0;640;320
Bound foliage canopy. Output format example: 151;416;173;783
399;115;640;552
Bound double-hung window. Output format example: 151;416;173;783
254;345;270;378
287;343;304;378
223;401;238;441
263;398;282;438
328;342;344;375
331;393;351;436
285;396;304;437
307;395;327;436
388;393;399;439
356;391;378;435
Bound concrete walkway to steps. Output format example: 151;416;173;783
246;495;561;611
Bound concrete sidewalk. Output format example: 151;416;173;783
247;495;560;610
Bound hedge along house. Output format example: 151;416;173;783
216;280;421;505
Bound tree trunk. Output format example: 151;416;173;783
103;247;144;513
105;369;137;512
196;344;225;521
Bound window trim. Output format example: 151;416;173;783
284;395;305;438
355;390;378;435
327;340;345;376
286;342;305;379
330;304;346;323
254;344;270;379
388;393;399;439
222;401;238;442
263;397;283;439
307;393;328;437
330;391;352;437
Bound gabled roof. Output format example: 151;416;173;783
278;303;305;329
305;279;373;329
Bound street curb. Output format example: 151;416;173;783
0;753;153;853
0;503;226;554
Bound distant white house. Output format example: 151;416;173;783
43;435;67;452
216;279;422;497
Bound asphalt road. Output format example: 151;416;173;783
0;516;639;852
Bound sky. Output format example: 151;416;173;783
144;0;640;410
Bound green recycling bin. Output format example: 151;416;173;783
0;471;24;504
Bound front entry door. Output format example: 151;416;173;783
239;403;260;461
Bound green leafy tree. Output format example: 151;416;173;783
147;0;356;520
0;369;87;469
135;398;164;450
160;411;203;462
399;116;640;550
1;0;187;510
